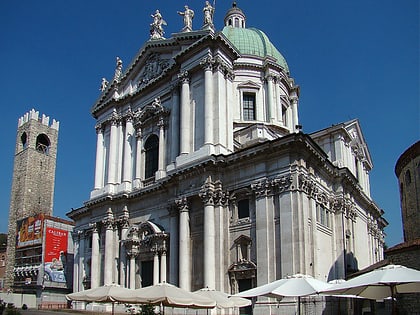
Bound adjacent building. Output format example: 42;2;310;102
5;109;74;308
385;140;420;314
68;3;387;313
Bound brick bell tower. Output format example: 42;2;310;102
5;109;59;288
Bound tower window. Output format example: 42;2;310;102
405;170;411;185
21;132;28;150
144;134;159;179
36;134;50;154
243;93;256;121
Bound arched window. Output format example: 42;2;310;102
144;134;159;179
405;170;411;185
36;134;50;154
21;132;28;149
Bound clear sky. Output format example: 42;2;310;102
0;0;418;247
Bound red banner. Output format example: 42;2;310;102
44;227;68;263
44;227;68;283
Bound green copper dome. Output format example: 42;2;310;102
222;26;289;73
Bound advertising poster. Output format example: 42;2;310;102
16;214;44;248
44;227;68;283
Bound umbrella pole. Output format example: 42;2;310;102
391;285;396;315
298;296;301;315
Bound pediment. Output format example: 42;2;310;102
133;53;171;89
237;80;261;90
344;119;373;167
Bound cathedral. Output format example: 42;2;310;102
68;3;387;313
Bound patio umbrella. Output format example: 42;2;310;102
235;273;331;315
320;264;420;315
114;282;216;313
66;284;133;315
193;287;251;309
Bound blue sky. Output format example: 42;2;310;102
0;0;418;247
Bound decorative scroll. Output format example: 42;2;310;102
298;174;329;207
251;174;292;198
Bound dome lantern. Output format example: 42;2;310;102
224;2;246;28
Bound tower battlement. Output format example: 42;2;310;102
18;108;60;130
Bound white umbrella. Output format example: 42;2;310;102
235;274;331;314
193;287;251;309
114;282;216;312
66;284;133;314
320;264;420;315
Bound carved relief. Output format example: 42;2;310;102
138;53;170;88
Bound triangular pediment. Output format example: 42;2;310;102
344;119;373;168
237;80;261;90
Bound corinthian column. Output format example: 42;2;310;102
107;112;119;184
266;74;275;123
153;248;159;285
179;72;190;155
94;124;104;189
133;128;143;189
120;207;129;286
90;223;100;288
202;57;214;145
176;197;191;290
156;118;166;179
290;91;299;132
103;209;114;285
122;113;134;186
200;182;216;289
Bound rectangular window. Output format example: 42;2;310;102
238;199;250;219
316;204;330;227
243;93;256;121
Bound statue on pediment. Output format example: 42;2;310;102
99;77;109;92
150;10;166;40
113;57;123;82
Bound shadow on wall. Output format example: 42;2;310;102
327;250;359;282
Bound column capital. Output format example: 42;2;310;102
157;117;166;129
90;222;99;233
178;70;190;84
251;179;271;198
175;197;189;213
200;56;215;70
265;74;275;82
109;109;121;126
200;180;216;205
102;208;115;230
95;123;104;133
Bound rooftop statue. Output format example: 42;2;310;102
203;1;215;28
177;5;194;31
150;10;166;39
113;57;123;82
99;77;109;92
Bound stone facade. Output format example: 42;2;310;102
67;4;386;314
5;109;59;288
